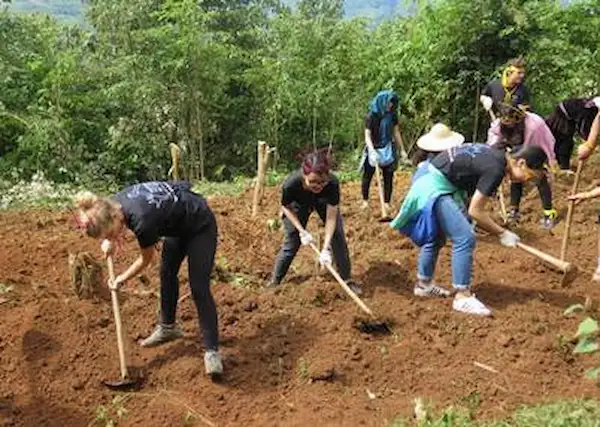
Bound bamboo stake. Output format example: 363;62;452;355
252;141;267;217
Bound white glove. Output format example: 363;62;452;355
593;97;600;108
480;95;493;111
100;239;114;256
499;230;520;248
318;249;332;266
367;147;379;164
300;230;313;246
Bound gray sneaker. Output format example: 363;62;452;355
204;350;223;377
140;323;184;348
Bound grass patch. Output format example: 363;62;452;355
192;176;252;197
389;400;600;427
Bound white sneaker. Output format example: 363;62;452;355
360;200;369;210
204;350;223;377
452;294;492;316
413;282;452;298
593;267;600;282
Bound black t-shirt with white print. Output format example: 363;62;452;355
430;143;506;197
281;169;340;208
114;181;212;248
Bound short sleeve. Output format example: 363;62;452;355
133;220;160;248
326;179;340;206
476;169;504;197
482;83;492;97
281;174;297;206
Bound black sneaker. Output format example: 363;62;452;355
540;209;558;230
346;280;363;295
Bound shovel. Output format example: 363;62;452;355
281;209;392;334
103;255;138;390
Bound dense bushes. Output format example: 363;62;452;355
1;0;599;185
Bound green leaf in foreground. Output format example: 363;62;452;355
576;317;599;338
574;337;600;354
585;366;600;380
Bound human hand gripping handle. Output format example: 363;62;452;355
102;241;123;290
318;248;332;266
480;95;493;112
300;230;313;246
101;239;114;258
499;230;520;248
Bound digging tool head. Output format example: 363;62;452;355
560;264;578;287
354;318;393;335
103;376;140;391
378;217;393;223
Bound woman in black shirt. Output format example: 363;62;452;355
74;181;222;377
268;150;360;294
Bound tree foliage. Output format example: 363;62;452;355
1;0;599;185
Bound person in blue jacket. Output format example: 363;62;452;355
391;124;547;316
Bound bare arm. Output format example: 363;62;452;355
467;190;505;235
117;246;155;283
579;112;600;160
569;186;600;202
323;204;338;249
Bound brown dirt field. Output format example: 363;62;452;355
1;166;600;427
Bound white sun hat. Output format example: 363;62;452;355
416;123;465;152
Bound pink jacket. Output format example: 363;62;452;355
487;112;556;167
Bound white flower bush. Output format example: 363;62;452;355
0;171;80;210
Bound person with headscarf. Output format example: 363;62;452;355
487;104;557;229
546;97;600;171
360;90;408;217
391;124;548;316
481;57;531;116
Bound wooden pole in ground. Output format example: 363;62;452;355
252;141;267;218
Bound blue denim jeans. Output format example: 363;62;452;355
417;195;476;289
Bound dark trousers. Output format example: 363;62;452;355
510;175;553;211
362;160;394;203
160;213;219;351
554;133;574;170
271;203;351;284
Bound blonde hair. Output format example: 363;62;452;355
74;191;120;238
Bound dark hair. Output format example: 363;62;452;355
512;145;547;170
546;98;599;139
301;148;332;175
412;148;437;166
507;56;526;69
498;103;526;123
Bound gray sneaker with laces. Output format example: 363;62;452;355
204;350;223;377
140;323;184;348
413;282;452;298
